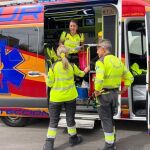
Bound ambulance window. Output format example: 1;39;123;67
127;21;146;55
127;21;147;69
103;15;116;54
102;6;118;55
0;27;40;54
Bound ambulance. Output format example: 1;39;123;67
0;0;150;133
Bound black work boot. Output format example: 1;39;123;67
102;142;116;150
69;134;83;146
43;138;54;150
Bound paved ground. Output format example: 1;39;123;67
0;118;150;150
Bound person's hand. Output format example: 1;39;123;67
94;89;105;97
59;43;65;47
94;90;101;97
84;66;90;74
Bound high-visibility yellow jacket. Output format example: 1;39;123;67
60;31;84;54
131;63;147;76
95;54;134;91
46;61;85;102
46;47;58;66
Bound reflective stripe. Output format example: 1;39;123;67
109;58;122;69
104;132;114;144
55;76;74;81
96;70;105;73
103;86;119;89
52;84;75;91
66;43;79;48
105;75;121;79
65;40;80;47
95;79;103;83
66;41;80;45
47;127;57;139
67;126;77;136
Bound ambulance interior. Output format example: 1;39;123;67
127;20;147;117
44;5;117;112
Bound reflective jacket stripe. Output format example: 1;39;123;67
52;85;75;91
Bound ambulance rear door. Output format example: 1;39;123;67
145;7;150;133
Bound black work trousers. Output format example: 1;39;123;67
97;90;118;139
48;99;76;128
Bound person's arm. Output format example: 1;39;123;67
73;64;89;77
41;68;55;88
46;68;55;87
59;31;66;46
94;61;105;92
121;64;134;94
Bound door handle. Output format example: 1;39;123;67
28;71;41;77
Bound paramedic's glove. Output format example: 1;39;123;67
84;66;90;74
120;86;128;95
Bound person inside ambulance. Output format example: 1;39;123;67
131;62;147;76
130;63;147;84
42;45;89;150
59;20;85;64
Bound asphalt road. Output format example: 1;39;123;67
0;119;150;150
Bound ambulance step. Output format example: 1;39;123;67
58;119;95;129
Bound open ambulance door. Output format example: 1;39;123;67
145;7;150;133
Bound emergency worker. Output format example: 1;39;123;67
42;45;89;150
94;39;134;150
59;20;84;64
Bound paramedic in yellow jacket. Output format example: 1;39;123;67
94;39;134;150
42;45;89;150
59;20;84;63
